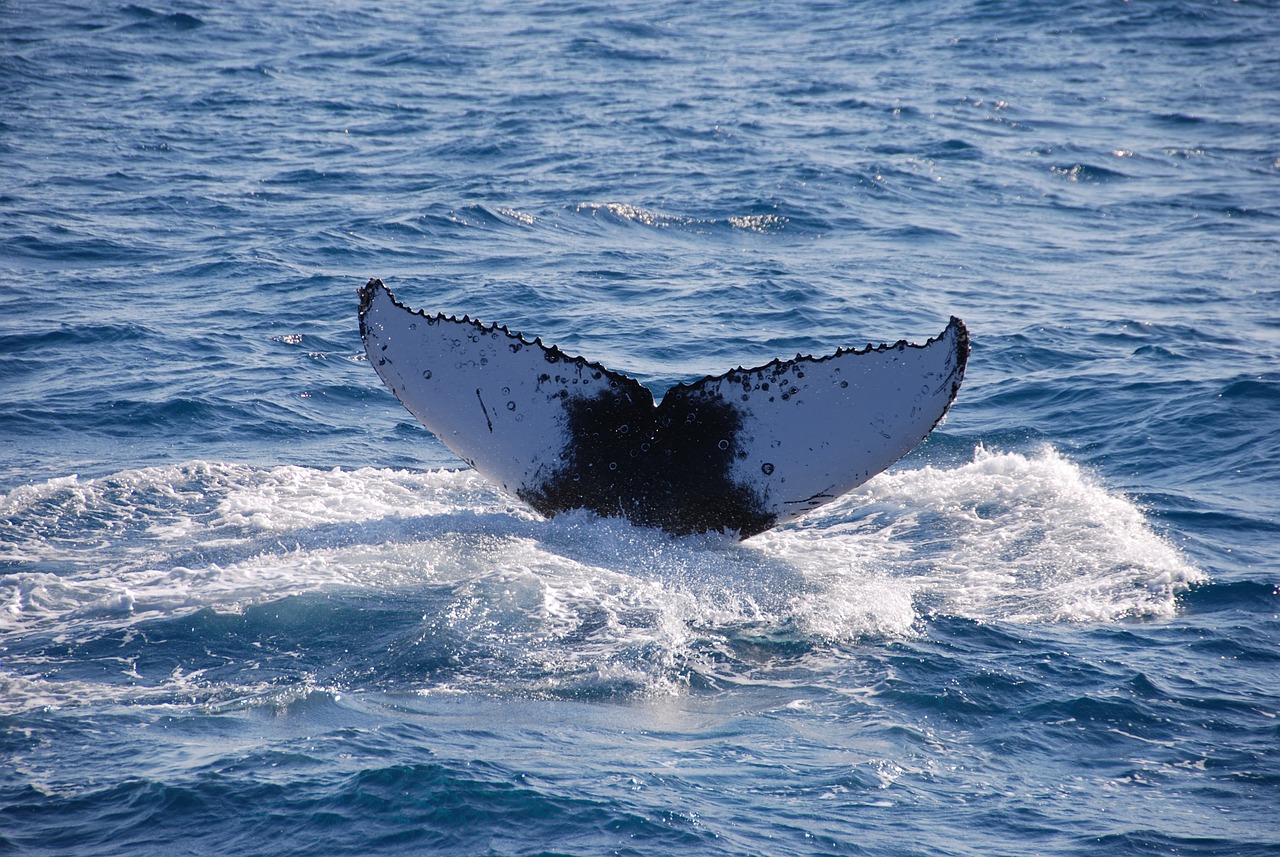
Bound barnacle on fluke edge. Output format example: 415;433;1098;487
358;278;968;538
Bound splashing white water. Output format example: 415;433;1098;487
0;448;1203;708
0;448;1201;633
832;445;1205;622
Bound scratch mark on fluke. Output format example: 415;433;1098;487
475;388;494;433
358;278;969;538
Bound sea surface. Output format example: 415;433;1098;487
2;1;1278;855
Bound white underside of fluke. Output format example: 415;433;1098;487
359;279;968;538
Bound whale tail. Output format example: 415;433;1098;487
359;278;968;538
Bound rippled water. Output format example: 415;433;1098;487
2;1;1278;855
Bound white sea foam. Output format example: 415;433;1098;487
0;448;1203;707
831;445;1206;622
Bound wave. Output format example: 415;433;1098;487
0;448;1203;712
572;202;790;235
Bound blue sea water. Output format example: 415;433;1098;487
2;0;1279;854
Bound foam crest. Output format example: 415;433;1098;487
574;201;788;233
839;446;1205;622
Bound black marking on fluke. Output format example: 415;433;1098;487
475;389;494;433
519;382;773;537
358;278;969;539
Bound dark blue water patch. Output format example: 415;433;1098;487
1220;374;1280;406
923;138;985;161
1046;161;1131;185
598;17;671;41
865;620;1092;729
962;377;1092;437
261;168;368;189
1128;342;1195;363
1;747;716;857
1;228;162;266
322;763;706;854
116;5;204;31
1181;620;1280;667
565;36;667;64
1132;485;1279;564
1150;110;1231;130
1102;374;1280;498
214;61;279;80
872;223;964;246
909;617;1261;731
1083;829;1269;857
5;595;440;702
0;322;154;355
366;43;480;74
0;394;306;450
1021;690;1184;754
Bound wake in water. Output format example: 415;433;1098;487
0;447;1202;712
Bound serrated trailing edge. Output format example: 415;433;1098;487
359;278;634;389
357;276;969;538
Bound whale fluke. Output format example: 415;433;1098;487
358;278;968;538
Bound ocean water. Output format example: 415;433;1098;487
2;0;1278;854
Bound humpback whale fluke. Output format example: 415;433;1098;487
358;278;968;538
